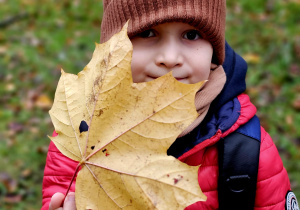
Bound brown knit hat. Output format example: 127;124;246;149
100;0;226;65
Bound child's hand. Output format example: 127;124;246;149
49;192;76;210
211;63;218;70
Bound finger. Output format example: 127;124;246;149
210;63;218;70
49;192;65;210
63;192;76;210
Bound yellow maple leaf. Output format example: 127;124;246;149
49;22;206;210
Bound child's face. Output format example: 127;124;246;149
130;22;213;84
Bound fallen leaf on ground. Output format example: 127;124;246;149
243;53;261;64
4;195;22;204
49;22;206;209
35;94;52;109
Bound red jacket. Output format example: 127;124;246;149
42;94;291;209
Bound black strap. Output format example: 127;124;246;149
218;131;260;210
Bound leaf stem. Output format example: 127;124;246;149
64;162;82;199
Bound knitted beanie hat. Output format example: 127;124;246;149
100;0;226;65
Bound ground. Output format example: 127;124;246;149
0;1;299;209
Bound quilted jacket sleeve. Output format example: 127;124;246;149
41;140;78;210
254;127;291;209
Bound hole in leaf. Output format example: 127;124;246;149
91;146;95;150
174;178;179;184
79;121;89;133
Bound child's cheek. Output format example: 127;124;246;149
131;48;147;83
130;62;143;83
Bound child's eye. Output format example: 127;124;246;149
183;30;201;40
138;29;155;38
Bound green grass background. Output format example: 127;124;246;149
0;0;299;209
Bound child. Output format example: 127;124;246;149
43;0;298;209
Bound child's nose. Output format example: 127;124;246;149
155;42;183;69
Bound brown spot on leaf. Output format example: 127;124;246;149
95;109;104;117
94;75;103;87
87;93;97;105
173;175;183;184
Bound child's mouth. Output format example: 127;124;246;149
147;75;186;82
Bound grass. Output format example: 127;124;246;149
226;0;300;198
0;0;299;209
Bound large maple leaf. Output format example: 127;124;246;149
49;22;207;209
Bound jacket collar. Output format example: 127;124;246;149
168;94;256;160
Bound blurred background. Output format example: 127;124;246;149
0;0;299;209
